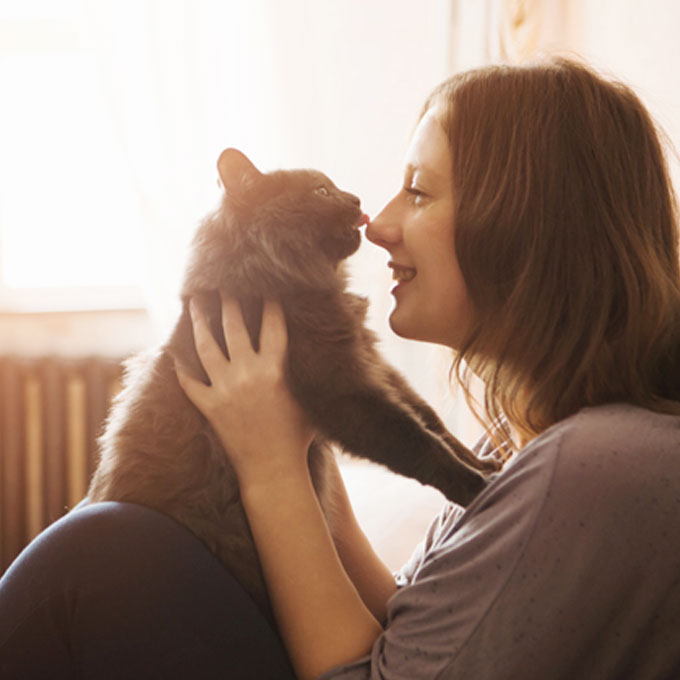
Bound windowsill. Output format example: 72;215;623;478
0;285;146;314
0;307;155;359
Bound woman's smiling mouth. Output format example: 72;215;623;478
388;262;417;283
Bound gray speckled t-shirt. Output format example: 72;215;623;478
321;403;680;680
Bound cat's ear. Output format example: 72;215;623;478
217;148;262;196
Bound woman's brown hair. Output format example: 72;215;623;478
424;58;680;451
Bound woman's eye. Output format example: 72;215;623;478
404;186;425;204
315;186;329;196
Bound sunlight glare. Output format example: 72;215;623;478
0;49;145;289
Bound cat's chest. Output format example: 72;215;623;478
343;292;369;322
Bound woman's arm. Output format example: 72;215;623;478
324;455;398;623
177;295;391;680
241;467;382;680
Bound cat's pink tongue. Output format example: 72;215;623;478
357;213;370;227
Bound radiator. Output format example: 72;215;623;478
0;356;123;574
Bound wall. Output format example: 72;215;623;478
566;0;680;187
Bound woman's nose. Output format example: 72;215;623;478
365;198;401;249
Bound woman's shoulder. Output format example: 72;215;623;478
530;402;680;484
503;402;677;474
445;402;680;555
553;401;680;451
484;402;680;553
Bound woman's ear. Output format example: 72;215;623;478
217;149;262;197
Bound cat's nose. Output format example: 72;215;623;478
343;191;361;206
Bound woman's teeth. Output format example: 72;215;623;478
388;264;417;282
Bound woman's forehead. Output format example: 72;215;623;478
404;108;451;183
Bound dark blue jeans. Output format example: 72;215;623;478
0;502;295;679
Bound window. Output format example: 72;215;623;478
0;2;145;311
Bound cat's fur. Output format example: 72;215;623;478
88;149;497;621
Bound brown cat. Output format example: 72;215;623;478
87;149;498;621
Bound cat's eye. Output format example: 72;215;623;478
315;185;330;196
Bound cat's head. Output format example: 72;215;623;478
181;149;368;298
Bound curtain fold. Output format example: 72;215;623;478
449;0;573;71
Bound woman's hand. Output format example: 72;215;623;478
176;293;316;488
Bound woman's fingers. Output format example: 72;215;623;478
188;295;285;388
259;300;288;364
220;293;255;361
189;299;230;381
175;361;212;408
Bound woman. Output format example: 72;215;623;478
1;57;679;680
178;58;680;679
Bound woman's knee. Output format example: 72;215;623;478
0;502;294;679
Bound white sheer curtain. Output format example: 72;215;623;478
81;1;282;337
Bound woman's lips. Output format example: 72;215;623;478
387;262;417;283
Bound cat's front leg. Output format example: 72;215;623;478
305;389;487;507
284;299;487;506
380;365;501;475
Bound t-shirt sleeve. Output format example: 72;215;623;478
319;433;558;680
393;502;463;588
394;433;494;588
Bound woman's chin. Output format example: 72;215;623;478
388;308;416;340
388;305;464;349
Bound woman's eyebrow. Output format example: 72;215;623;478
405;162;445;185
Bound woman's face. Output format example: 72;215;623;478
366;107;471;349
